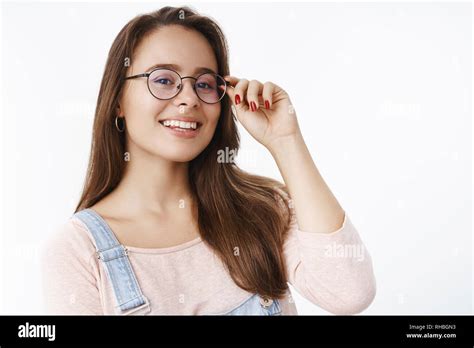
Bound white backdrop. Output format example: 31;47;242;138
0;1;472;315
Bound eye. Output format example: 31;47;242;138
153;78;172;85
196;82;213;89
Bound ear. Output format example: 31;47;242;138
116;102;122;117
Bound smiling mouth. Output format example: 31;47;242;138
158;120;203;130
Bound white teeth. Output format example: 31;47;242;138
161;120;198;130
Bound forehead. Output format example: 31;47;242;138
132;25;218;75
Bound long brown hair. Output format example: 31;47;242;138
75;6;292;300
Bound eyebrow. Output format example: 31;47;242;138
144;63;217;75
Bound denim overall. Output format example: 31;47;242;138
74;208;282;315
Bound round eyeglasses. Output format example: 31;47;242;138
125;68;227;104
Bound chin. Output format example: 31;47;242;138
156;147;203;163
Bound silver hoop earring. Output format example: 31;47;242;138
115;116;125;132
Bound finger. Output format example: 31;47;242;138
247;80;264;112
220;78;245;123
223;75;240;88
221;76;240;106
224;76;251;109
220;85;240;121
220;83;234;103
233;78;249;109
262;82;275;109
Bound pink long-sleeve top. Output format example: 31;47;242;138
40;193;376;315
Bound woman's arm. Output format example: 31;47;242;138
223;76;376;313
223;75;344;233
267;133;345;234
281;193;377;314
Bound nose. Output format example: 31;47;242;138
173;77;200;107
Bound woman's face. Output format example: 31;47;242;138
119;25;222;162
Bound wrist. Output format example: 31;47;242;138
266;132;305;159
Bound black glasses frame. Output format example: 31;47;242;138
125;67;227;104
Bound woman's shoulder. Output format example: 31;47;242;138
40;213;98;265
40;214;103;314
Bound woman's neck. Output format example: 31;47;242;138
110;148;195;217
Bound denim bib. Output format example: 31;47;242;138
74;208;282;315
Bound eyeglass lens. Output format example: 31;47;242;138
148;69;226;103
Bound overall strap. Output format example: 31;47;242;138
74;208;148;312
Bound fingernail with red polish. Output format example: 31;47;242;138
265;100;270;109
250;101;256;112
235;95;241;105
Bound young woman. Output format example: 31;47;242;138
41;6;376;315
